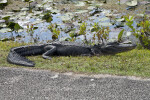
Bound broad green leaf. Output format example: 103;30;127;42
118;29;124;42
14;23;22;31
2;16;10;21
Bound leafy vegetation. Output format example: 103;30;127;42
42;12;53;22
91;22;110;44
26;24;38;43
2;16;23;40
123;14;150;49
48;23;60;41
68;30;78;42
136;15;150;49
78;22;87;43
23;0;34;12
118;29;124;42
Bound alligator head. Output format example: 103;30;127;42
100;41;136;54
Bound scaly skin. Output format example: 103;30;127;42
7;41;136;67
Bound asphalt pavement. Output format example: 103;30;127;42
0;67;150;100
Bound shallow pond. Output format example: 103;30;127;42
0;0;149;43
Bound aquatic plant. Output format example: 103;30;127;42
26;24;38;43
24;0;34;12
42;12;53;22
69;32;77;42
2;16;23;40
136;15;150;49
91;22;110;44
118;29;124;42
48;23;60;41
117;15;137;42
121;14;150;49
78;22;87;43
0;0;8;9
118;0;120;5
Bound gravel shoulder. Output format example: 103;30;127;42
0;67;150;100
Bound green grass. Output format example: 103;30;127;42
0;41;150;78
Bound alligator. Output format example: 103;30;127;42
7;41;136;67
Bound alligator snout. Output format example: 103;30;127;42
101;40;136;54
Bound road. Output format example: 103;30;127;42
0;67;150;100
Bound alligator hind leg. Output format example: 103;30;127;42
42;45;56;60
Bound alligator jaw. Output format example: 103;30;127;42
101;41;136;54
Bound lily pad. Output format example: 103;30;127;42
36;4;43;9
99;22;112;26
43;0;53;3
6;12;15;15
115;22;125;28
0;0;7;4
32;20;44;25
94;3;103;7
0;23;7;28
17;29;24;33
136;14;144;17
2;15;11;20
33;11;43;16
74;10;88;14
87;6;95;10
99;17;110;21
23;0;35;2
75;1;85;7
45;7;53;11
125;31;132;37
101;9;110;14
18;11;27;16
105;13;113;17
59;37;69;41
126;0;137;7
89;16;98;20
116;18;125;22
0;20;5;23
17;20;30;28
58;15;72;21
51;9;60;14
43;4;51;9
0;28;11;33
0;0;8;9
57;13;73;21
90;1;103;7
21;8;29;11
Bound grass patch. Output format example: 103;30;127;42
0;41;150;78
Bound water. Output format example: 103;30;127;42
0;0;143;43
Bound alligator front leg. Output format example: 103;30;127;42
42;45;56;60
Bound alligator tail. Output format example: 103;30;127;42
7;49;35;67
